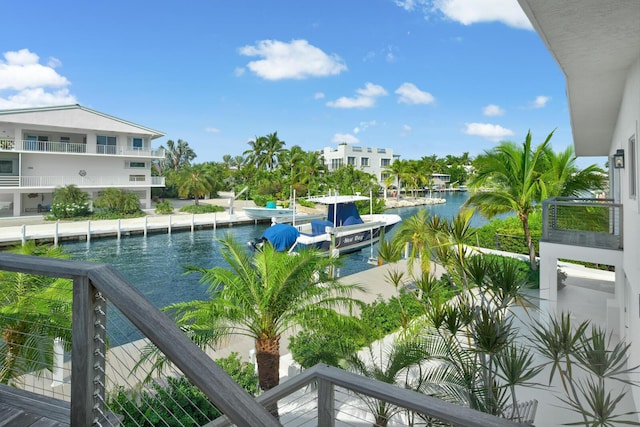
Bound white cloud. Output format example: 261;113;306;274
395;82;435;105
205;127;220;133
314;92;325;99
400;124;412;136
394;0;532;30
483;104;505;116
0;49;76;109
326;83;388;109
531;95;550;108
238;39;347;80
331;133;359;144
234;67;245;77
0;49;70;91
0;88;77;110
353;120;377;134
464;122;514;141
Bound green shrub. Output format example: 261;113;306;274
94;188;142;215
155;200;174;214
50;185;91;219
251;194;273;207
214;352;259;396
179;204;224;214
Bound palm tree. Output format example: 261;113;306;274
384;159;410;199
540;145;606;197
161;139;196;172
0;242;73;384
343;339;427;427
164;235;364;391
465;130;553;270
176;165;216;205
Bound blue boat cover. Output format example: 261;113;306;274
311;220;334;235
327;202;362;226
262;223;300;251
265;201;277;209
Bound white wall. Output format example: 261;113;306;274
610;56;640;407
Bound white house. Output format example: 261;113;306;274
0;104;165;216
322;144;399;185
518;0;640;409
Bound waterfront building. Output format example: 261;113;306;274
0;104;165;216
322;143;399;185
519;0;640;410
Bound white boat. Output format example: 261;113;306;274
251;193;402;256
243;206;295;220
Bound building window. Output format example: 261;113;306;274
361;157;369;167
629;135;636;199
0;160;13;174
347;156;356;166
132;137;143;150
97;135;117;154
352;146;362;152
330;159;343;170
127;161;147;168
377;148;386;153
129;175;146;182
381;158;390;167
60;136;70;143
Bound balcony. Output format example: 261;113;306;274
0;254;521;427
0;139;164;158
0;175;165;188
541;197;623;250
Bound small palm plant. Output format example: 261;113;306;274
530;313;640;426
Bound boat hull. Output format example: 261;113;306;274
243;207;294;220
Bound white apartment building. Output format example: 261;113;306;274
519;0;640;410
0;104;165;216
322;144;399;185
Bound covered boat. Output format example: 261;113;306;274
252;193;402;256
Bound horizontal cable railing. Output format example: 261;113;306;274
542;197;623;250
209;364;521;427
0;253;278;426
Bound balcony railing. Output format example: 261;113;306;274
0;254;522;427
542;197;623;250
14;175;166;188
0;139;164;158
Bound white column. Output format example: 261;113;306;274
51;337;64;387
538;250;558;317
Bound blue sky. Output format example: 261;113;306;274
2;0;596;166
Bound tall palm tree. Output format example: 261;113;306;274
0;242;73;384
176;165;216;205
262;132;286;171
161;139;197;172
384;159;410;199
465;130;553;270
165;235;364;391
540;145;606;197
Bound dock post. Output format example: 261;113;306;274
191;213;195;232
213;213;217;230
20;224;26;246
144;216;148;236
87;221;91;242
117;219;121;240
54;220;59;247
168;215;172;234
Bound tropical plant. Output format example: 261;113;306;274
161;139;197;172
93;188;141;215
176;165;216;205
466;130;553;270
154;200;174;214
530;314;640;426
0;242;73;384
50;184;91;219
342;339;428;427
384;159;410;199
155;235;364;392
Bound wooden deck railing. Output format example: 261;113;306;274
0;254;524;426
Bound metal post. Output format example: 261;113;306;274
191;213;195;232
54;220;59;247
168;215;172;234
144;216;148;237
87;221;91;242
20;224;25;246
117;219;121;240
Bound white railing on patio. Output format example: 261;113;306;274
19;175;165;188
0;139;164;158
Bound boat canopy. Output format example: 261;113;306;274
327;202;364;227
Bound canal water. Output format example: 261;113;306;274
61;192;485;344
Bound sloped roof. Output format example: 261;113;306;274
0;104;164;139
517;0;640;156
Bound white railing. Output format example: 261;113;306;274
0;139;163;158
20;176;165;188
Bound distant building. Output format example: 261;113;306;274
322;144;399;185
0;104;165;216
